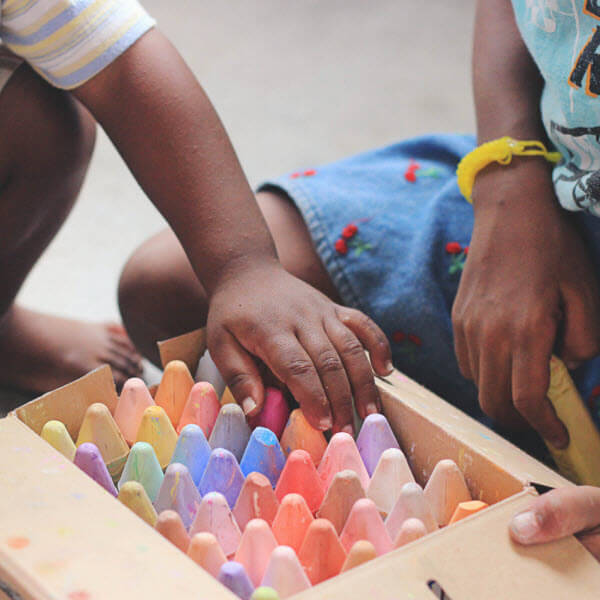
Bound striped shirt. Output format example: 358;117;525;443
0;0;155;89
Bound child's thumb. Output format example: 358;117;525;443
509;486;600;545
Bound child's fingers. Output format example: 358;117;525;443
325;317;381;421
257;334;333;431
512;339;569;449
510;486;600;557
560;286;600;367
336;307;393;376
452;316;474;381
209;330;265;417
295;328;354;434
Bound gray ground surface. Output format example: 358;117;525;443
3;1;476;408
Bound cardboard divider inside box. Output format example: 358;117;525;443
1;329;599;599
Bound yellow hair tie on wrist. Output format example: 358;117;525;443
456;136;561;203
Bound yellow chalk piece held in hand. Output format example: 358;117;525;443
76;403;129;479
545;356;600;486
41;420;76;461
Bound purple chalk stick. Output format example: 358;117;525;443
154;462;201;528
74;443;118;496
199;448;245;508
356;413;400;476
217;561;255;600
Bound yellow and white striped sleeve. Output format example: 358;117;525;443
0;0;156;89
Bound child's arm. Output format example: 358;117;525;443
510;486;600;560
72;29;392;432
451;0;600;447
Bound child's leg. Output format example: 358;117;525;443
0;61;142;397
118;190;340;365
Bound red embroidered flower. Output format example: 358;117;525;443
392;331;406;343
445;241;462;254
290;172;301;178
592;385;600;398
408;334;422;346
304;169;317;176
405;170;417;183
342;224;358;239
464;246;469;256
334;238;348;255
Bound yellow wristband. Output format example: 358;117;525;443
456;136;561;203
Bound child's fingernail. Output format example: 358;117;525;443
385;361;394;375
319;416;333;430
510;512;539;543
341;424;354;435
241;397;257;415
366;403;378;415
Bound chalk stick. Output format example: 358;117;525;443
385;482;438;540
114;378;155;446
234;518;278;587
170;424;211;487
240;427;286;488
154;463;201;529
155;509;190;552
298;518;347;585
41;420;76;461
209;404;251;462
118;441;164;502
118;481;158;527
355;413;400;476
74;442;117;496
393;518;427;548
317;469;366;535
134;405;178;469
271;494;314;554
317;432;370;491
177;381;220;437
233;472;280;531
155;360;194;427
280;409;327;466
448;500;488;525
248;387;290;439
423;459;471;527
218;561;255;600
199;448;245;508
340;498;393;556
261;545;311;599
341;540;377;573
187;532;227;577
274;450;324;513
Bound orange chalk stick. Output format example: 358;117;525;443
340;498;393;556
155;360;194;427
134;405;178;469
316;469;366;535
393;517;427;548
423;459;471;527
234;519;278;588
448;500;488;525
76;403;129;479
114;378;155;446
280;409;327;466
275;450;325;513
341;540;377;573
177;381;220;437
271;494;314;554
155;510;190;552
233;472;280;531
188;532;227;577
317;432;370;491
298;518;347;585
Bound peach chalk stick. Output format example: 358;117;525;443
234;472;280;531
298;519;347;585
177;381;220;437
154;463;201;529
385;482;438;540
280;409;327;466
423;459;472;527
355;413;400;476
448;500;489;525
248;387;290;440
187;532;227;578
134;405;178;469
189;491;242;557
41;420;76;461
114;378;155;446
209;404;251;462
235;518;279;588
76;402;129;479
316;469;366;535
271;494;314;554
118;481;157;527
317;432;370;491
155;360;194;427
261;545;311;598
275;450;325;513
394;518;427;548
340;498;393;556
341;540;377;573
155;509;190;552
367;448;415;518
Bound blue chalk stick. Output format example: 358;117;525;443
208;404;251;461
240;426;286;487
199;448;245;508
170;424;211;487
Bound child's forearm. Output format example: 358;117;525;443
473;0;546;144
74;29;277;296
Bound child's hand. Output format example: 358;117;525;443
206;261;392;433
452;159;600;447
510;486;600;560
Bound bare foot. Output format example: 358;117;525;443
0;305;143;396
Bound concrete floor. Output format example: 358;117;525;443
4;1;475;406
